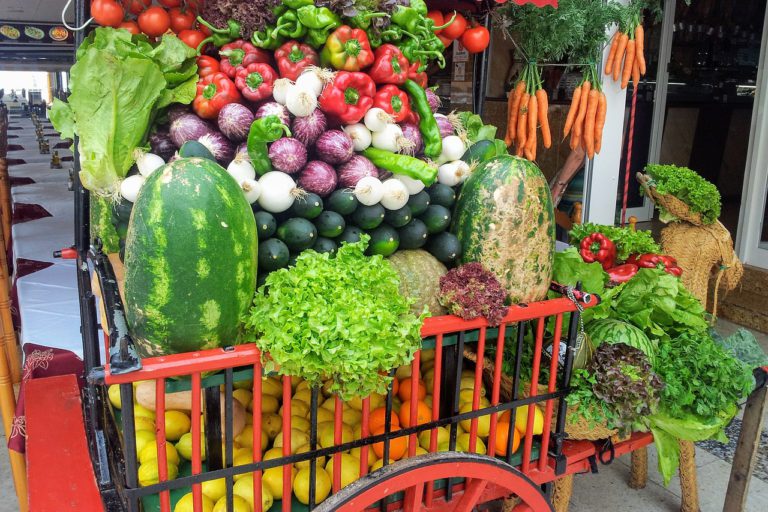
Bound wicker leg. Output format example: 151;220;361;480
628;447;648;489
679;440;700;512
552;474;574;512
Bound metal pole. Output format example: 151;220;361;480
473;13;492;117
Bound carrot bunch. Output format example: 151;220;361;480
504;63;551;162
563;66;607;160
605;19;646;89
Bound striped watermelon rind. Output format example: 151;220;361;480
124;157;258;357
586;319;657;366
451;155;555;304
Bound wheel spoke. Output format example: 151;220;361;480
455;478;489;512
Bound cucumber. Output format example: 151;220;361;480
178;140;215;161
398;218;429;249
289;193;324;219
336;226;364;245
326;189;359;215
314;210;346;238
407;190;430;216
352;203;386;230
254;211;277;240
367;225;400;256
276;218;317;252
461;140;496;165
426;232;462;264
419;205;452;234
259;238;290;272
384;205;413;228
427;183;456;208
313;237;338;255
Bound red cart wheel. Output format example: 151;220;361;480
315;451;554;512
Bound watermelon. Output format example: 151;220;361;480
124;157;258;357
452;155;554;304
388;250;447;316
586;319;657;366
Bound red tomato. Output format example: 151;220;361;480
178;29;205;50
118;20;141;35
138;6;171;37
91;0;125;28
427;11;444;33
441;11;467;40
461;26;491;54
169;7;196;33
122;0;149;16
438;34;453;48
157;0;181;7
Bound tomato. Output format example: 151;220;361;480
118;20;141;35
438;34;453;48
460;26;491;54
138;6;171;37
122;0;149;16
178;29;205;50
157;0;181;7
427;11;444;34
441;11;467;40
169;7;195;33
91;0;125;28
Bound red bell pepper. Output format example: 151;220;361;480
274;41;319;81
368;44;410;85
373;85;412;123
219;40;272;78
193;72;241;119
319;71;376;124
666;265;683;277
234;63;278;103
579;233;617;270
607;264;639;283
635;254;683;277
408;61;428;88
320;26;375;71
197;55;220;78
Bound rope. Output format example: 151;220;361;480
621;87;639;227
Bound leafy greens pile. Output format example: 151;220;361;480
50;28;198;198
245;237;425;400
644;164;722;224
569;223;661;261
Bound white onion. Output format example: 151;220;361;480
134;149;164;177
257;171;299;213
380;179;410;210
393;173;425;195
354;176;384;206
295;69;325;97
343;123;372;151
371;123;404;152
272;78;293;105
241;179;262;204
438;161;471;186
364;108;393;133
227;153;256;183
285;85;318;117
438;135;467;164
120;175;145;202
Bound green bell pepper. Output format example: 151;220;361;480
251;27;286;50
283;0;313;8
362;148;437;186
247;115;292;176
402;79;442;159
391;6;424;35
296;6;341;30
271;11;307;40
410;0;428;16
196;17;242;48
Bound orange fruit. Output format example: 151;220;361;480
397;377;426;402
368;407;399;433
500;410;510;423
494;422;521;456
390;377;399;398
398;401;431;428
371;426;407;461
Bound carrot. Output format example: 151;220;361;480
621;39;636;89
516;92;529;151
536;89;551;149
583;90;599;159
527;93;538;154
505;81;526;146
529;126;538;161
572;80;591;141
612;33;629;82
594;92;607;154
635;25;646;75
563;85;582;139
605;32;620;76
631;52;640;88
